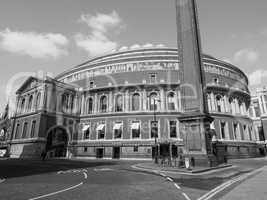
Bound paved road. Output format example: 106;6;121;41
0;157;266;200
0;159;190;200
218;165;267;200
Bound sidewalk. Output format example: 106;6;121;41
134;162;232;174
219;165;267;200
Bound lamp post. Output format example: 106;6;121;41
151;98;160;164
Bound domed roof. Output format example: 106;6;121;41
55;47;247;83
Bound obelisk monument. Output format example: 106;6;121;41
176;0;215;166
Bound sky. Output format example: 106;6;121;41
0;0;267;112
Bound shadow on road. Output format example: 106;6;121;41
0;158;119;179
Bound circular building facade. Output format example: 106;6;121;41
54;47;257;159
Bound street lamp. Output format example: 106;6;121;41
150;97;161;164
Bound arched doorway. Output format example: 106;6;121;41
46;126;68;158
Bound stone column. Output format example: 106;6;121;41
24;95;29;113
32;92;37;112
72;95;77;114
46;85;53;111
142;89;147;111
109;91;113;112
210;93;216;111
160;88;165;111
39;88;45;110
56;93;62;113
259;96;266;114
220;97;225;113
224;95;229;113
252;106;256;118
94;93;98;113
77;93;82;115
81;92;85;115
125;90;129;112
16;97;21;114
177;89;182;112
207;93;212;111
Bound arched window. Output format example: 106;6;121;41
36;92;41;109
30;121;36;138
149;92;158;111
20;98;25;113
22;122;28;138
87;98;93;114
115;95;123;112
132;93;140;111
100;96;107;112
167;92;176;110
27;95;33;112
235;99;241;114
216;95;222;112
229;97;234;114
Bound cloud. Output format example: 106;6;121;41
233;48;259;64
75;11;123;57
79;11;122;33
130;44;141;49
0;28;68;58
249;69;267;86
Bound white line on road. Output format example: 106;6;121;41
182;192;191;200
174;183;181;189
166;177;173;182
0;178;5;183
83;172;87;179
160;173;166;177
198;166;265;200
94;168;113;171
28;182;83;200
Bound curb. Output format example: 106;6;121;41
197;165;265;200
132;164;234;175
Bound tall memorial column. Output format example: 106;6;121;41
176;0;216;167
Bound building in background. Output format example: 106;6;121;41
0;104;11;157
249;87;267;152
6;47;265;159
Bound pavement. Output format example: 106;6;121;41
0;157;266;200
133;162;232;174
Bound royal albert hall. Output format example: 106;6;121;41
9;47;264;159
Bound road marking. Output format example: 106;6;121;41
198;166;265;200
28;182;83;200
166;177;173;182
174;183;181;189
0;178;5;183
160;173;166;177
182;192;191;200
83;172;87;179
94;168;113;171
57;169;87;174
